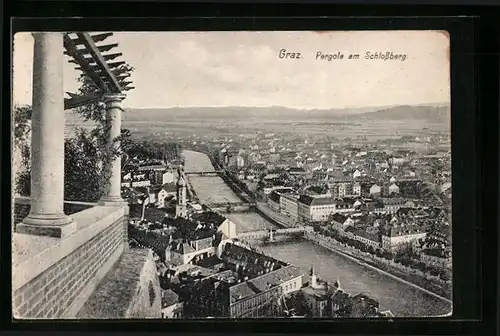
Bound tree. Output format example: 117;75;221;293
367;245;375;255
384;251;394;260
439;268;452;282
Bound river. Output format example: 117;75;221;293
182;150;452;317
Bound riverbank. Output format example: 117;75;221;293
305;232;452;303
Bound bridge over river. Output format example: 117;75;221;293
182;149;452;317
237;226;313;242
185;171;222;177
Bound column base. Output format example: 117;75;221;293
98;196;128;207
17;214;76;238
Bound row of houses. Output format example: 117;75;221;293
329;212;428;251
121;164;177;189
268;188;415;225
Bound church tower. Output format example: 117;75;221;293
175;167;187;218
310;265;318;289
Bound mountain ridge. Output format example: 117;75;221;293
122;103;450;123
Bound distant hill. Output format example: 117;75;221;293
341;104;450;123
123;103;450;123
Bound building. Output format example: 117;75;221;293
351;293;380;317
162;170;175;185
388;183;400;195
298;195;337;223
288;167;307;176
121;171;132;188
374;198;407;214
381;224;427;251
279;193;299;221
346;227;381;248
331;213;354;232
327;177;354;198
161;289;184;318
237;154;246;168
389;156;405;166
352;182;362;197
352;169;362;179
156;183;177;208
228;265;304;318
131;178;151;188
369;184;381;196
334;198;357;214
301;266;335;317
331;287;352;317
420;250;452;268
175;168;187;218
217;218;238;239
267;191;281;212
165;236;216;266
263;185;294;195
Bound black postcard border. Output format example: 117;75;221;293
2;11;498;336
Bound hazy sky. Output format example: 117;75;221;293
13;31;450;109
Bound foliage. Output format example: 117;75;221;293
64;129;105;201
13;105;33;196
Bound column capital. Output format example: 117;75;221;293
103;94;126;104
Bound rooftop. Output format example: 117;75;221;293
229;265;304;304
298;194;336;206
162;289;180;308
331;213;348;224
268;191;281;203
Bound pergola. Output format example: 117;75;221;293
17;32;133;238
62;32;134;109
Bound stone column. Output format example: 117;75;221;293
99;94;127;206
17;32;75;238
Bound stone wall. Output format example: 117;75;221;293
77;248;162;319
12;205;128;319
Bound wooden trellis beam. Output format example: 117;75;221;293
63;34;110;93
77;32;122;93
64;92;102;110
107;61;126;69
63;31;134;108
68;52;123;64
97;43;119;53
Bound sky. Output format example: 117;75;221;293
13;31;450;110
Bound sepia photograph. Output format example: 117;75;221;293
12;30;452;319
